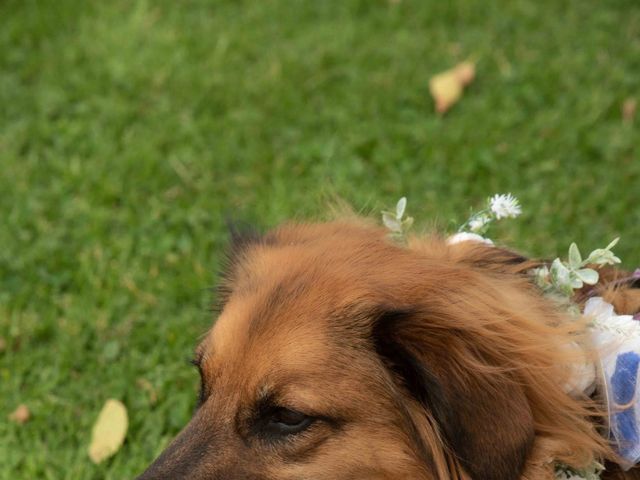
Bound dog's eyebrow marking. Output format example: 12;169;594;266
247;274;313;336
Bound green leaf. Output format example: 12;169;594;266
551;258;571;287
576;268;599;285
396;197;407;219
570;274;584;289
606;237;620;250
568;243;582;268
382;213;402;233
402;216;414;230
586;249;621;266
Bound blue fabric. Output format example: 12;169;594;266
611;351;640;461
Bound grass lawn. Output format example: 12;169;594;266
1;0;639;478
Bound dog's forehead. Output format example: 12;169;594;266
203;240;392;373
202;222;455;375
210;276;342;350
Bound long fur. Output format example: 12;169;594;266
138;219;640;480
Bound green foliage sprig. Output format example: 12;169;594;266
381;197;414;239
532;238;621;299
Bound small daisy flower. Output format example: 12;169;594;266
489;193;522;219
468;214;491;233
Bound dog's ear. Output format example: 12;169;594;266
215;221;266;310
373;309;534;480
226;220;263;255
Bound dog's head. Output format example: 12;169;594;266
138;221;608;480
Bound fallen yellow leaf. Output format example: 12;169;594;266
88;399;128;464
9;404;30;424
429;61;476;114
454;61;475;86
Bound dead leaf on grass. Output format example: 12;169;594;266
88;399;128;464
622;98;637;123
136;378;158;406
9;404;30;424
429;61;476;114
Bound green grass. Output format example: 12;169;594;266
1;0;639;477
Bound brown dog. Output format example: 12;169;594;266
138;220;640;479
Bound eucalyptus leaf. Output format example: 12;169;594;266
586;250;605;265
568;243;582;269
576;268;599;285
382;213;402;233
570;275;584;289
587;249;621;266
606;237;620;250
402;216;414;230
559;282;576;297
396;197;407;219
551;258;571;287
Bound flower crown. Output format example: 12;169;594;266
381;194;626;480
382;194;620;304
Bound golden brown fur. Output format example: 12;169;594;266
138;219;640;479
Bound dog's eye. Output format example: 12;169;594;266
265;407;314;436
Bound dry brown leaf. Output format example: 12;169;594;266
429;61;476;114
622;98;637;123
136;378;158;405
9;404;30;424
88;399;128;464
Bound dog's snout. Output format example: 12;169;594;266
136;410;235;480
136;420;209;480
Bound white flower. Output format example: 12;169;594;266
489;193;522;219
447;232;494;245
468;214;491;233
